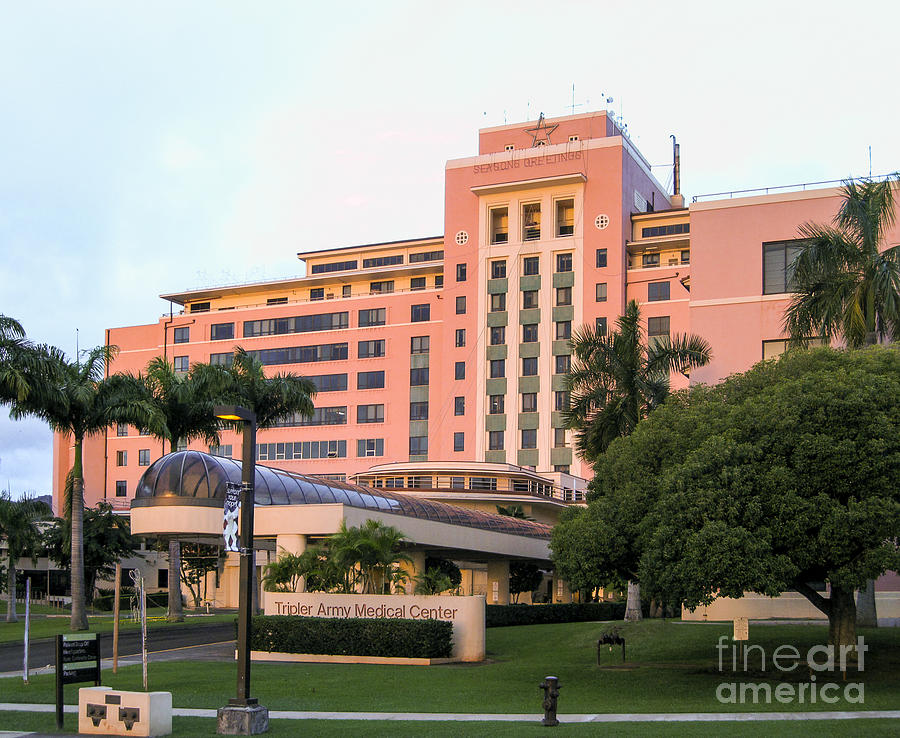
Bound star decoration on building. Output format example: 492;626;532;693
524;113;558;147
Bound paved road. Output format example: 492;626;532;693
0;622;235;674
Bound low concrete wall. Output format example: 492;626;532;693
263;592;486;661
683;592;900;621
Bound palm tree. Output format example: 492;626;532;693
785;174;900;348
0;316;38;405
0;493;51;622
112;356;224;621
11;345;145;630
564;300;711;620
325;521;411;594
784;174;900;628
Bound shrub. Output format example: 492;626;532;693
250;616;453;659
486;602;625;627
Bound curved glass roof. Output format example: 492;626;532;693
134;451;551;540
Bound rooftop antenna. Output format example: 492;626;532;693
75;328;79;366
569;83;586;115
504;109;508;124
869;145;872;177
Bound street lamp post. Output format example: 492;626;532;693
214;405;268;735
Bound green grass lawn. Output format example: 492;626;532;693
1;620;896;718
0;607;235;644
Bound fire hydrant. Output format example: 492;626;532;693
539;675;560;727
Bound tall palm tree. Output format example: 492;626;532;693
112;356;224;621
564;300;711;620
11;345;145;630
0;493;51;622
0;316;38;405
784;174;900;628
785;174;900;348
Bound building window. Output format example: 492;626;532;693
211;323;234;341
596;248;607;268
116;424;128;437
455;296;466;314
434;275;443;288
409;436;428;455
522;203;541;241
596;317;607;335
556;253;573;272
410;367;430;386
522;357;538;376
521;429;537;449
310;288;325;301
189;302;210;313
139;428;150;436
490;326;506;345
489;395;505;414
363;254;404;268
173;356;189;373
358;308;386;327
244;312;350;337
641;223;690;238
554;354;571;374
455;362;466;380
116;450;127;466
115;481;127;497
555;390;570;411
762;337;824;360
763;240;805;294
648;281;670;302
556;286;572;306
488;430;505;450
490;293;506;312
409;401;429;420
173;326;189;344
209;445;233;457
342;285;352;298
490;359;505;378
453;432;465;452
267;297;287;306
491;207;509;244
556;199;574;237
410;277;426;291
306;374;349;393
521;393;537;412
456;263;467;282
138;449;150;466
409;251;443;264
648;316;671;338
556;321;572;340
455;328;466;347
411;304;431;322
522;290;539;309
357;404;385;424
357;438;385;457
642;252;660;268
681;250;690;264
357;371;385;390
410;336;430;354
523;256;540;276
369;280;394;294
454;396;465;416
491;260;507;279
554;464;570;473
311;260;357;275
554;428;567;448
358;339;385;358
595;282;608;302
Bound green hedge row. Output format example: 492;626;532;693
250;615;453;659
486;602;626;627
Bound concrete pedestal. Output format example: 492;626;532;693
216;703;269;735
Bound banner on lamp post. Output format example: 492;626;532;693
224;482;241;552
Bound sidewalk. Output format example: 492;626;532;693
1;703;898;723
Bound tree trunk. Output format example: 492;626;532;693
624;580;643;621
829;585;857;654
70;442;89;630
856;580;878;628
167;539;184;622
5;556;17;623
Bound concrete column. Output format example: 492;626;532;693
552;574;573;604
487;560;510;605
400;550;426;594
274;534;308;592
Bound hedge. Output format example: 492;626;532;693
486;602;626;627
250;615;453;659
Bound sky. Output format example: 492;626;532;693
1;0;898;495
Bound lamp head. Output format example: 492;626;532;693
214;405;256;423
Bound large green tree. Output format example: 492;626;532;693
11;345;144;630
563;300;711;619
556;346;899;651
0;494;51;622
785;174;900;348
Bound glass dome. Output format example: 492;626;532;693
133;451;551;540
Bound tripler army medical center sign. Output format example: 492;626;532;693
264;593;486;661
